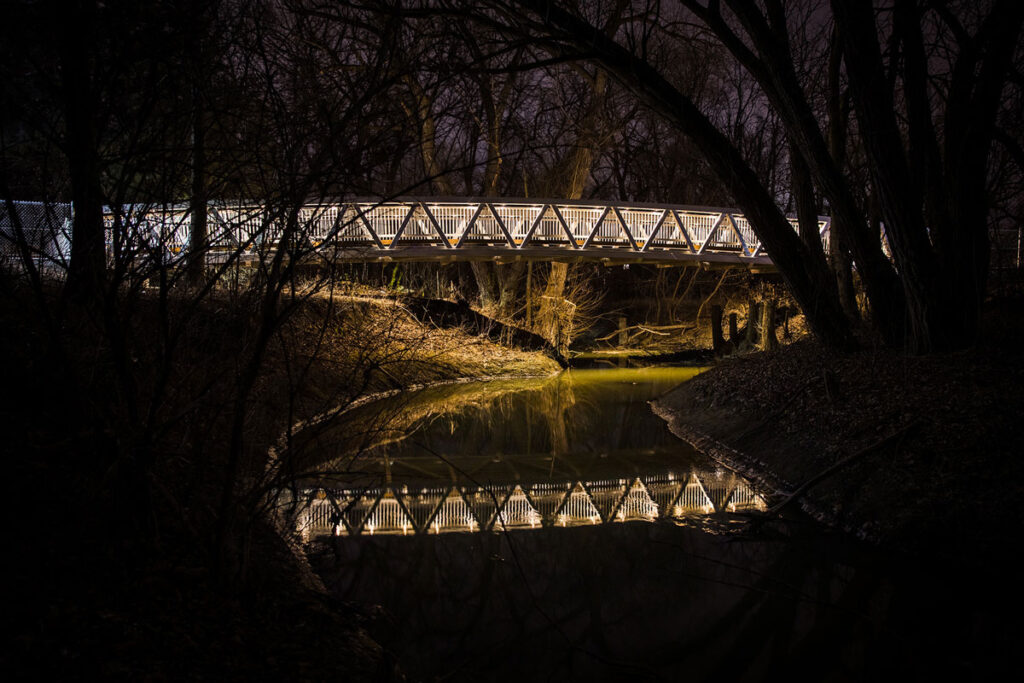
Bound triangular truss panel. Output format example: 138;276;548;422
696;469;734;512
613;478;659;522
528;482;572;523
116;206;177;256
460;204;509;245
585;208;636;248
489;204;545;245
670;472;715;516
669;211;722;252
616;208;666;249
307;204;373;246
422;203;480;246
702;214;741;250
345;489;383;535
398;206;435;241
728;214;757;255
464;487;503;531
645;476;682;516
586;479;630;522
297;205;331;246
642;210;682;251
494;485;542;529
556;206;608;246
297;488;354;540
531;205;565;242
143;207;193;254
555;482;602;527
359;203;415;247
403;486;447;531
426;488;479;533
219;205;267;248
202;206;237;249
722;480;767;512
363;489;416;536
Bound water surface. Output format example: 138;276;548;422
297;367;1017;680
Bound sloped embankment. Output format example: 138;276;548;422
652;331;1024;566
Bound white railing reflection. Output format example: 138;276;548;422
296;469;767;540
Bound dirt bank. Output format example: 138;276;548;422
653;307;1024;568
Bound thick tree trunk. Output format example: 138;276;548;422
534;69;607;338
760;299;778;351
188;102;207;285
710;305;725;354
683;0;900;345
511;0;853;349
832;0;943;351
186;0;208;285
59;0;106;308
495;262;525;319
745;299;761;349
469;261;498;309
831;0;1023;351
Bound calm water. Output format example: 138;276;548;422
294;367;1020;681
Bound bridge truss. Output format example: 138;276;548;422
2;198;831;268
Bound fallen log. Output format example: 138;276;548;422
401;296;567;367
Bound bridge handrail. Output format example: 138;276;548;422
3;197;833;266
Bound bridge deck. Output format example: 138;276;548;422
2;197;831;268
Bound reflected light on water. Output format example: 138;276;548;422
296;469;766;540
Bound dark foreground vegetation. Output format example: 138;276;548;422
2;282;557;680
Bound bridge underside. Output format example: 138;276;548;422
296;245;778;270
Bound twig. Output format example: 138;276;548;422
731;375;820;441
594;322;692;342
768;421;918;515
694;269;731;322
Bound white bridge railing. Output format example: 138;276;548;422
2;198;831;266
295;469;767;539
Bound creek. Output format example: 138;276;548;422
295;366;1014;680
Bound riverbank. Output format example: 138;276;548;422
652;302;1024;568
4;284;559;680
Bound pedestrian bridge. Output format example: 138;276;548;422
2;198;830;268
295;469;767;539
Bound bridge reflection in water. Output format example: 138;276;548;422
297;470;765;539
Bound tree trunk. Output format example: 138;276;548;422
526;260;533;329
469;261;498;309
682;0;899;346
188;98;207;285
745;300;761;349
509;0;854;349
760;299;778;351
495;262;525;319
710;305;725;354
59;0;106;308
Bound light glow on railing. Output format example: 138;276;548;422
295;469;767;539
